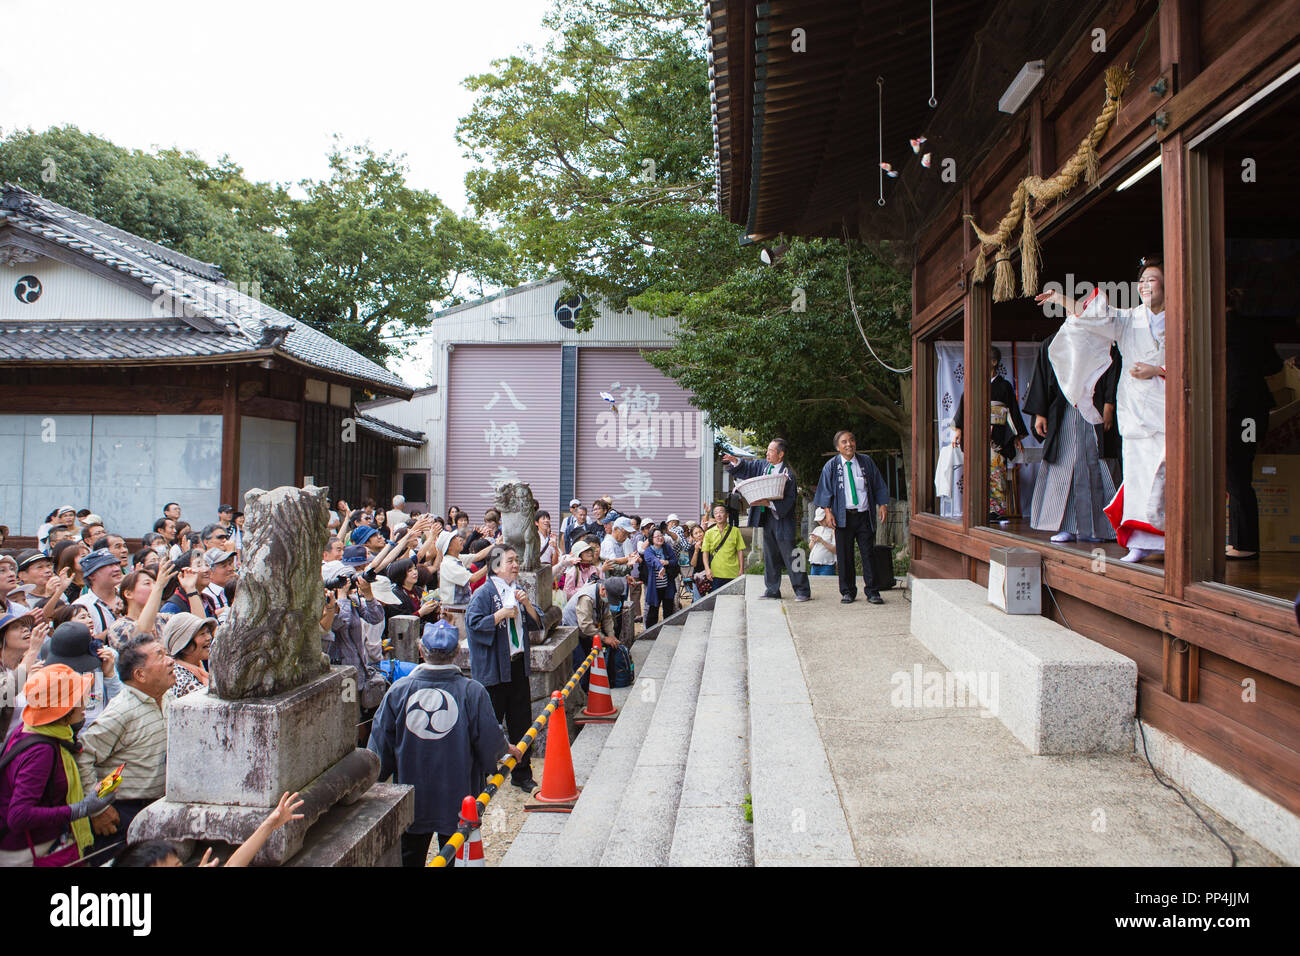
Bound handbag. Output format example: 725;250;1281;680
693;570;713;596
29;831;80;867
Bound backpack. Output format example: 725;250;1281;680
608;643;635;689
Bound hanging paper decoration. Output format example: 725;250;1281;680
921;153;932;168
879;162;899;178
876;77;887;206
964;65;1134;302
910;137;927;154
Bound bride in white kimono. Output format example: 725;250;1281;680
1035;259;1166;563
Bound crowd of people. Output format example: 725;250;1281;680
0;486;776;867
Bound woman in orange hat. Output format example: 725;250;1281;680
0;664;115;866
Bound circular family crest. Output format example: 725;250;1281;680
13;275;41;303
554;293;587;329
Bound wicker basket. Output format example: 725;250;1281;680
733;472;789;505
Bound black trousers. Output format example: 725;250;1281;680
401;830;456;868
486;653;532;782
762;523;811;599
1227;407;1265;552
834;509;878;599
86;796;150;864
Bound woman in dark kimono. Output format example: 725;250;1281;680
1023;335;1121;542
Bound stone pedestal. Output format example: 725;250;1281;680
284;783;413;867
527;625;578;702
386;615;421;663
165;668;355;807
517;567;554;614
128;667;404;864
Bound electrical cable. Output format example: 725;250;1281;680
843;230;913;375
1043;579;1239;866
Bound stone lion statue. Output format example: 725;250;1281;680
495;481;541;571
208;486;331;700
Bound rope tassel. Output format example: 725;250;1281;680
967;66;1133;299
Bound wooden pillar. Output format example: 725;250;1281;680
1161;130;1190;597
294;376;306;486
220;372;242;511
1162;635;1200;702
1160;0;1201;91
963;283;991;542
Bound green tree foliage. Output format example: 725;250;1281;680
457;0;747;318
460;0;914;477
0;126;296;302
640;239;911;484
285;142;520;362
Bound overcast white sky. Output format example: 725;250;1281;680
0;0;555;385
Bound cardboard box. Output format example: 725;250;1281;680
1253;454;1300;551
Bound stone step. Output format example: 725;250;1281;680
669;594;752;866
909;577;1136;754
598;608;717;866
499;627;681;868
547;621;696;867
745;577;858;866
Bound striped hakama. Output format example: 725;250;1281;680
1029;403;1116;539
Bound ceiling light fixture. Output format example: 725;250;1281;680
998;60;1045;114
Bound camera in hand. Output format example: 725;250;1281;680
323;570;355;590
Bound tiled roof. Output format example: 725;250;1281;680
0;320;253;362
355;412;426;446
0;184;412;396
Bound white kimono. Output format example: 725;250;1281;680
1048;290;1166;550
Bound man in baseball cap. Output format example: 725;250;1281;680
366;617;517;867
202;548;239;617
561;574;625;691
73;550;122;636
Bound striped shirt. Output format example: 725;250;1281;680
75;683;167;801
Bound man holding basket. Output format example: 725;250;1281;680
722;438;811;602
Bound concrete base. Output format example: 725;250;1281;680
164;668;357;807
131;748;383;864
909;577;1136;754
517;567;554;613
285;782;414;867
527;626;579;702
1137;719;1300;865
386;615;420;662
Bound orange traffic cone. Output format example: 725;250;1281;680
578;636;618;723
529;691;580;809
454;795;484;866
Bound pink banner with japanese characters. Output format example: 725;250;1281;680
575;347;705;522
445;344;563;517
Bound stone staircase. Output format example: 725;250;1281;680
502;577;855;867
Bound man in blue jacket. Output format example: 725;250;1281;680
812;430;891;604
367;620;520;867
465;546;540;792
722;438;810;602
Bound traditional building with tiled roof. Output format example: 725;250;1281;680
0;183;423;540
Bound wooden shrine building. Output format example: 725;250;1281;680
709;0;1300;847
